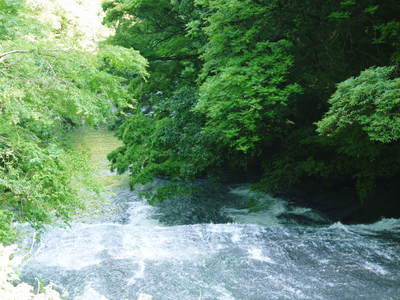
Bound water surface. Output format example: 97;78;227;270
21;129;400;300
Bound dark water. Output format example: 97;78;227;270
19;130;400;300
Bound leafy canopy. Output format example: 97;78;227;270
0;0;148;242
317;67;400;143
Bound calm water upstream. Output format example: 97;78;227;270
20;129;400;300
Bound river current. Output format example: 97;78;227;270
19;130;400;300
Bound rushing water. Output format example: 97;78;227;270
20;130;400;300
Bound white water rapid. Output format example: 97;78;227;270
19;130;400;300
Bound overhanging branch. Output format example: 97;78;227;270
147;54;198;62
0;50;32;62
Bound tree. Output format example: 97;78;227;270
104;0;400;220
195;0;301;153
103;0;202;96
0;0;148;242
316;66;400;199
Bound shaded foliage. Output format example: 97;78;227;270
104;0;400;220
108;87;223;188
103;0;201;96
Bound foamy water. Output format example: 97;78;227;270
19;130;400;300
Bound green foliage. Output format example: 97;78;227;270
0;0;148;242
99;45;148;80
316;66;400;199
0;211;16;245
103;0;201;95
0;124;86;228
0;0;23;39
317;67;400;143
375;21;400;64
104;0;400;217
2;46;119;129
196;3;301;152
108;87;223;191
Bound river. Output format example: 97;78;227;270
19;129;400;300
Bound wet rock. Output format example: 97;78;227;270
137;293;152;300
277;186;361;223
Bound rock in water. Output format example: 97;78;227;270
137;293;153;300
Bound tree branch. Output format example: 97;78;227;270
0;50;32;63
147;54;198;62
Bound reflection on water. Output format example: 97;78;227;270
70;127;124;183
69;128;128;222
